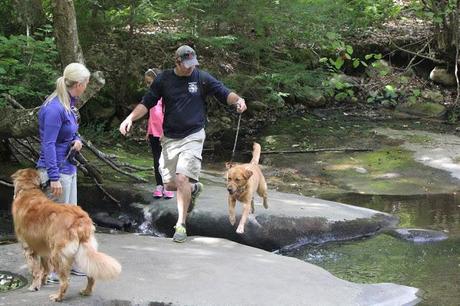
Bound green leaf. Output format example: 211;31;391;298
346;45;353;55
353;59;360;68
334;57;344;70
335;92;348;101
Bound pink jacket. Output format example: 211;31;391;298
147;98;164;137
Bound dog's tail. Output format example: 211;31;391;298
75;235;121;280
250;142;261;165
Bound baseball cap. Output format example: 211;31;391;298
175;45;199;68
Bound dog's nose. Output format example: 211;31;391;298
227;188;234;194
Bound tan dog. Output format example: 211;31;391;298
11;168;121;302
226;143;268;234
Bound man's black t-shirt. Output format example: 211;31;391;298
141;68;231;139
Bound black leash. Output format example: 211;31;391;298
230;112;242;163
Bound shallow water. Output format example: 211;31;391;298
283;194;460;306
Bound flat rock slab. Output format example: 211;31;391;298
132;184;398;250
385;228;449;243
0;233;420;306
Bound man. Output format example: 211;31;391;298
119;45;247;242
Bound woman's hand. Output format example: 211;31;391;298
50;180;63;197
72;140;83;152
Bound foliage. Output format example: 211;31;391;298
367;84;398;107
0;29;59;108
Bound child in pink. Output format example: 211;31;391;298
145;69;174;199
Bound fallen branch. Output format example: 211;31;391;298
92;177;121;207
391;41;444;64
0;178;13;187
260;148;373;155
81;138;148;182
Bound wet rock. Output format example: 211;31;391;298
92;212;133;231
385;228;448;243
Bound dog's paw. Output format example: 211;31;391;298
28;285;39;292
80;288;92;296
229;215;236;225
49;293;63;302
236;225;245;234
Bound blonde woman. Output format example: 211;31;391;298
36;62;90;279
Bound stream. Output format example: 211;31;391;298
281;193;460;306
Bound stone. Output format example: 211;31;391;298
385;228;448;243
429;67;456;86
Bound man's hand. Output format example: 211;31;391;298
235;98;247;113
119;117;133;136
50;180;63;197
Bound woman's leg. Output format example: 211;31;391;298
58;173;77;205
149;135;163;186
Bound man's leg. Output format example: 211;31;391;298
175;173;192;225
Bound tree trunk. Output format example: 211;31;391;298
51;0;85;67
0;0;107;139
0;72;104;139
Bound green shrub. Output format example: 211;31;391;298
0;30;58;108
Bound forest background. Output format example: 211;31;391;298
0;0;459;158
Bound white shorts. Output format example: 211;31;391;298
159;129;205;182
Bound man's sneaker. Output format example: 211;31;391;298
163;189;174;199
188;182;203;213
153;185;163;198
70;268;86;276
173;224;187;243
46;272;59;284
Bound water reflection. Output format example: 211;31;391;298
325;193;460;237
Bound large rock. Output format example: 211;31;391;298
0;234;420;306
127;183;398;251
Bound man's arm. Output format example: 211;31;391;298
226;92;247;113
119;104;148;136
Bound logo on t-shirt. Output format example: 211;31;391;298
188;82;198;94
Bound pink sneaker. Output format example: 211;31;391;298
163;189;174;199
153;185;163;198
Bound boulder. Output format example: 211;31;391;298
385;228;448;243
429;67;456;87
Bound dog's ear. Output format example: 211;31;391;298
225;162;234;169
243;169;253;180
11;169;21;181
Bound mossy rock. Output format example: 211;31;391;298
395;102;446;118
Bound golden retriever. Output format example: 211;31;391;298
226;143;268;233
11;168;121;302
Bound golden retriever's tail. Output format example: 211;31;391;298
250;142;261;165
75;235;121;280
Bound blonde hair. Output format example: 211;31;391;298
44;62;90;112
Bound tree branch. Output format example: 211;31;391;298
391;42;445;64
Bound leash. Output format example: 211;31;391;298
230;112;242;163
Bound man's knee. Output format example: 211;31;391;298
174;174;189;189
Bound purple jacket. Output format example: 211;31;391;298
36;96;80;181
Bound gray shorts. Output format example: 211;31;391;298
37;168;77;205
159;129;205;182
